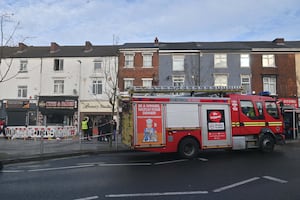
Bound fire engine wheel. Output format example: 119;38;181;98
179;138;199;159
259;134;275;153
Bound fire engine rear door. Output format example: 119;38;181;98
201;104;232;149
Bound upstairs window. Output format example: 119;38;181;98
240;54;250;67
142;78;153;87
262;54;275;67
124;78;134;90
214;74;228;86
172;56;184;71
54;80;64;94
172;76;185;87
263;76;276;95
18;85;27;98
19;60;28;72
125;54;134;68
241;75;251;94
94;60;102;73
214;54;227;68
143;54;153;68
54;59;64;71
92;79;103;95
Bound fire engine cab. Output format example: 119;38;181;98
121;86;285;158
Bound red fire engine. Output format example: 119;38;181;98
121;86;285;158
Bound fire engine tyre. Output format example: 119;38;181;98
259;134;275;153
178;138;199;159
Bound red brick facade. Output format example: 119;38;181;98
251;53;297;98
118;50;159;91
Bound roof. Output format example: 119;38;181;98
1;38;300;59
1;45;120;58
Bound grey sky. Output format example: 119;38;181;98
1;0;300;46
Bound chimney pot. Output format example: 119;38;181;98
154;37;159;46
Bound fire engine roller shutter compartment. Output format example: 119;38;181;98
134;103;165;147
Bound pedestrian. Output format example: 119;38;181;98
81;117;89;140
1;120;7;139
87;117;93;140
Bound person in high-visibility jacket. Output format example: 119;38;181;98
81;117;89;140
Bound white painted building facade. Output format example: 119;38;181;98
0;42;119;132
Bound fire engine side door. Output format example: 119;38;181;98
201;104;232;149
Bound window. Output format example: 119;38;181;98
263;76;276;95
262;54;275;67
240;54;250;67
214;54;227;68
214;74;228;86
256;102;264;119
143;54;152;67
240;100;257;119
92;79;103;95
124;78;134;90
54;80;64;94
266;101;279;118
18;86;27;98
125;54;134;68
241;75;251;94
94;60;102;73
19;60;28;72
142;78;153;87
54;59;64;71
172;56;184;71
172;76;185;87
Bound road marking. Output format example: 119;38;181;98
105;190;208;198
154;159;188;165
213;177;260;193
262;176;288;184
28;164;95;172
74;196;99;200
1;170;25;173
98;163;152;167
198;158;208;161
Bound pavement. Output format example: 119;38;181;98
0;134;131;165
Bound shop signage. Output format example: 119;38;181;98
6;100;30;109
39;100;77;109
79;101;112;112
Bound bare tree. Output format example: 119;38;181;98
102;35;119;147
0;13;20;83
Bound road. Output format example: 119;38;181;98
1;143;300;200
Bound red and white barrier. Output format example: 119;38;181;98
4;126;78;140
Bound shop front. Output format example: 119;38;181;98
38;96;78;126
79;100;114;135
279;98;300;139
4;99;37;126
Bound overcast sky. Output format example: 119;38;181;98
1;0;300;46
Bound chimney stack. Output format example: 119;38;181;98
18;42;28;52
272;38;285;45
84;41;93;52
50;42;60;53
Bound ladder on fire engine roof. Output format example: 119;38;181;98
127;85;243;96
